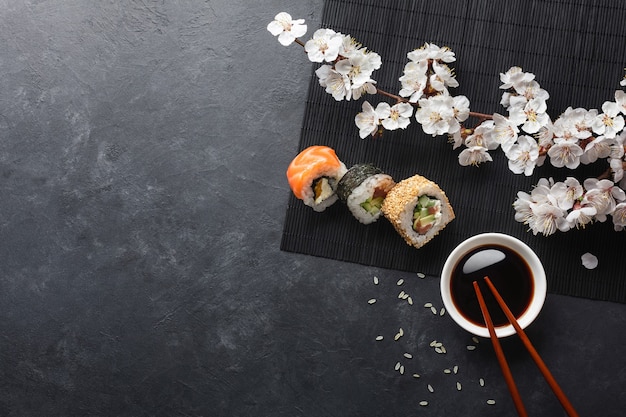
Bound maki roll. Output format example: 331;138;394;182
336;164;395;224
382;174;455;249
286;145;348;212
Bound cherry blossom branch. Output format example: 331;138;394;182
292;36;493;123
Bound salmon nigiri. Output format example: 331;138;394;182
286;145;347;212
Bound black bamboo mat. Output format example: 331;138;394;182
281;0;626;303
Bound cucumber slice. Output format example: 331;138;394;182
360;196;384;215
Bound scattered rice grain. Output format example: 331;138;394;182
368;298;377;304
407;296;413;305
398;290;406;299
466;345;476;351
394;328;404;341
375;335;383;341
403;352;413;359
472;336;480;344
397;278;404;286
399;365;405;375
395;361;401;371
453;365;458;374
443;368;451;374
435;347;443;354
429;340;437;347
479;378;485;387
427;384;434;393
441;346;447;354
440;307;446;316
424;302;433;308
419;401;428;406
430;306;437;315
373;276;379;285
487;399;496;405
412;373;421;379
417;272;426;278
456;382;462;391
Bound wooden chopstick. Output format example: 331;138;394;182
483;276;580;417
473;281;529;417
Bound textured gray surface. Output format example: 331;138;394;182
0;1;625;416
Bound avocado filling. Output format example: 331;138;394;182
313;177;336;204
413;195;442;234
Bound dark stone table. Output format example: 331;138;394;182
0;1;624;416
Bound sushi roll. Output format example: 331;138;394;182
286;145;348;212
336;164;395;224
382;174;455;249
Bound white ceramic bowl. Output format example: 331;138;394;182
440;233;547;338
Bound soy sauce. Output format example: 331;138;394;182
450;244;534;328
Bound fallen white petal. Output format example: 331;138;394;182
581;252;598;269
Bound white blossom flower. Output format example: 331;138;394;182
533;177;555;202
355;101;380;139
547;138;583;169
315;65;349;101
612;202;626;230
351;81;377;100
429;61;459;92
513;191;533;224
621;77;626;87
452;95;470;123
533;120;553;170
506;102;527;126
592;101;625;139
505;135;539;175
416;95;458;136
615;90;626;115
610;157;625;182
335;51;380;95
407;43;455;63
582;178;626;222
448;129;465;150
513;80;550;102
458;146;492;166
520;98;550;134
267;12;307;46
580;135;614;165
500;91;513;109
492;113;519;152
304;28;343;63
581;252;599;269
553;107;595;141
499;67;534;90
550;177;583;210
380;102;413;130
611;130;626;158
398;61;428;102
528;201;570;236
338;34;361;58
465;121;497;150
566;203;596;229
